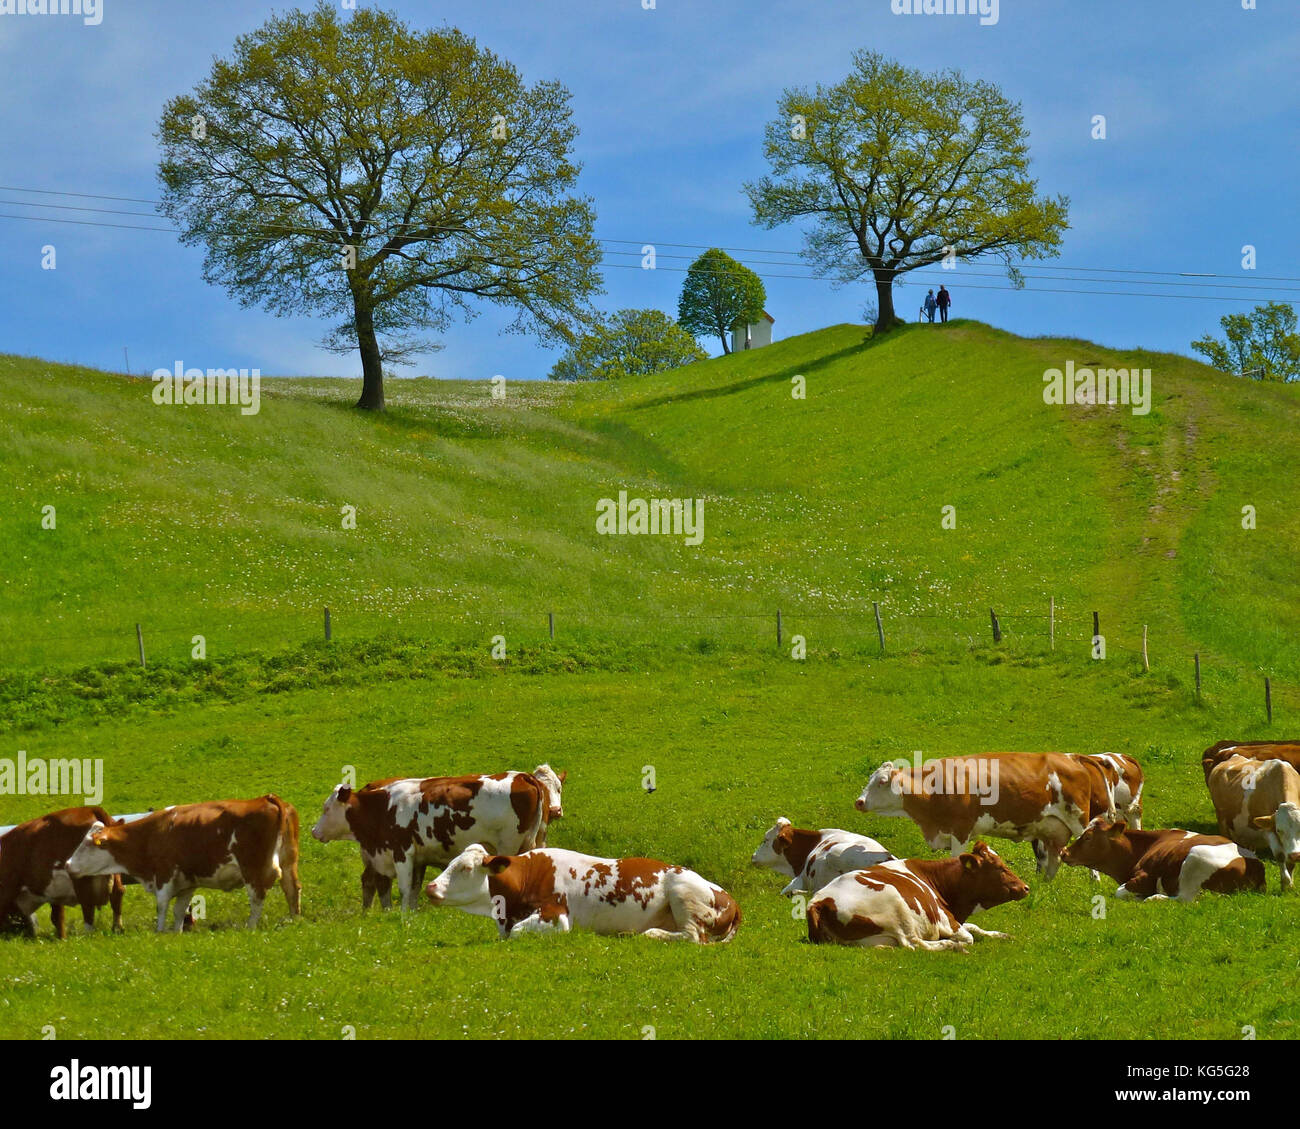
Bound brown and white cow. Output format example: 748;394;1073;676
805;841;1028;950
1060;817;1265;900
1074;753;1144;826
312;767;565;911
1202;740;1300;785
751;818;895;896
426;844;741;943
857;753;1094;878
1208;755;1300;891
0;808;125;938
65;795;301;931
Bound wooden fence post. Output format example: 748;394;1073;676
990;608;1001;644
873;602;885;653
1092;611;1100;640
776;609;782;649
1266;677;1272;724
1049;597;1055;651
549;611;555;640
324;607;331;642
1194;653;1201;699
136;623;146;668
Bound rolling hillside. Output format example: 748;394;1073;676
2;320;1297;678
2;320;1299;1041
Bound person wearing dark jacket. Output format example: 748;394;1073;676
936;285;951;323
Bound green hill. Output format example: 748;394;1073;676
3;319;1297;678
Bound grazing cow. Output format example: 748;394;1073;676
65;795;301;931
1208;755;1300;891
751;818;895;896
857;753;1094;878
312;766;565;911
805;841;1028;950
426;844;741;943
1060;818;1265;900
0;808;125;938
1202;740;1300;785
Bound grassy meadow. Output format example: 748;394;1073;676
1;320;1298;1039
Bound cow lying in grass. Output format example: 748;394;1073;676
1060;818;1265;900
805;842;1027;951
427;844;740;943
751;818;894;896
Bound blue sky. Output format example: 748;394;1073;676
1;0;1296;381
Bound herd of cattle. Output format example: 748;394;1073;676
1;740;1297;950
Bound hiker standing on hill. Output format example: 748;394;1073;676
923;289;937;323
937;285;951;323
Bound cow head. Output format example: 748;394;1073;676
1253;803;1300;864
961;841;1029;910
311;785;357;842
65;821;127;878
1061;817;1128;872
751;818;797;875
426;843;508;916
533;765;566;821
856;762;907;814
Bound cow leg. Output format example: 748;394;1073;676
961;922;1010;941
1282;860;1295;893
51;903;68;940
1031;840;1047;873
509;910;571;938
913;937;970;952
173;889;198;932
109;876;124;934
1041;839;1066;880
153;889;173;933
245;884;269;929
280;861;302;918
394;857;419;911
73;877;104;935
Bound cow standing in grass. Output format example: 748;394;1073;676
0;807;125;938
65;796;301;931
1207;755;1300;891
313;767;565;911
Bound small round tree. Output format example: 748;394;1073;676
548;309;706;381
677;248;767;354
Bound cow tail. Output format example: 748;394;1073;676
710;890;742;944
528;776;548;849
805;901;827;944
265;794;302;915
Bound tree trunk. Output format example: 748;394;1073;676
719;330;731;355
353;295;385;411
873;271;903;334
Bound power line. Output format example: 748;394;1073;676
3;182;1296;284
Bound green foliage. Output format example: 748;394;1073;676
1191;302;1300;382
676;248;767;354
547;308;706;381
157;2;601;408
745;51;1069;330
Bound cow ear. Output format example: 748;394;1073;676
960;853;977;871
486;856;511;875
1107;820;1127;837
1252;815;1276;830
559;771;567;784
337;786;352;802
775;825;793;849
